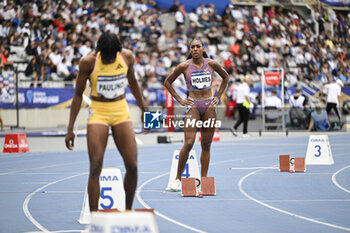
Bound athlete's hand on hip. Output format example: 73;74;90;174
179;98;193;106
211;96;219;105
65;131;75;150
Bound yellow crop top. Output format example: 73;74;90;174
89;52;128;99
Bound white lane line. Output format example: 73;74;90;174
25;231;82;233
230;167;277;170
138;172;168;174
238;169;350;232
1;191;84;194
136;157;349;232
3;172;84;175
246;173;335;175
136;172;207;233
1;169;165;176
20;158;169;232
332;165;350;194
0;162;84;176
264;199;350;202
40;191;85;193
218;143;349;146
0;154;38;159
142;198;350;202
218;143;308;146
23;173;87;233
135;136;143;145
210;156;271;166
0;182;48;184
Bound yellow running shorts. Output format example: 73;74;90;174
87;98;131;126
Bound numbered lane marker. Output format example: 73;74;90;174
166;150;200;190
305;135;334;165
85;211;159;233
78;167;125;224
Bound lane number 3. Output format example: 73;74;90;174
314;145;321;157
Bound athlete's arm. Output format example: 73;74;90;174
164;62;193;106
122;49;148;112
65;53;94;150
208;59;229;105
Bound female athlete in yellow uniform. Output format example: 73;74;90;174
65;33;148;211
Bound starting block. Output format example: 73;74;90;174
279;155;290;172
98;209;120;213
98;209;154;213
201;177;216;196
181;178;197;197
279;155;306;173
294;157;306;172
135;208;155;213
181;177;216;197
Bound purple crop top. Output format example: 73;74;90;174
186;59;213;91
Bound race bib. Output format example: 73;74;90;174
190;71;212;89
97;74;127;99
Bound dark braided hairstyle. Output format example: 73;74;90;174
187;38;209;60
95;32;122;62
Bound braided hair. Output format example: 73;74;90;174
96;32;122;62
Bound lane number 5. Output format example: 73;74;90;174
100;187;114;209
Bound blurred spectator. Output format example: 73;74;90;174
0;85;6;130
307;102;330;131
0;0;346;110
25;39;37;56
323;77;343;122
0;47;13;68
225;79;237;119
21;22;31;37
25;57;41;80
141;81;150;106
174;3;186;27
43;59;55;81
169;0;180;13
155;60;167;83
289;87;310;128
48;47;61;73
79;40;92;57
264;89;282;122
265;89;282;109
253;45;267;69
57;58;71;80
207;26;220;45
231;75;253;137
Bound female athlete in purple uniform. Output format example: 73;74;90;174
164;39;229;191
